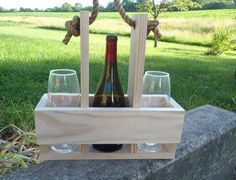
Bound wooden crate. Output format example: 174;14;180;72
35;12;185;160
35;94;185;160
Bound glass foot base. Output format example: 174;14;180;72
51;144;76;154
138;143;163;153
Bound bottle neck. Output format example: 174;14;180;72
105;40;117;63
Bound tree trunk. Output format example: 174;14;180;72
153;30;158;48
154;39;157;47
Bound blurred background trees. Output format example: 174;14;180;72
0;0;235;12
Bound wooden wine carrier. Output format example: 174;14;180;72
35;11;185;160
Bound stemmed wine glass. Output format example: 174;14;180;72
48;69;80;153
138;71;171;153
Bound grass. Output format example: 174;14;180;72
0;9;236;46
0;9;236;18
0;124;39;176
0;10;235;127
0;17;236;131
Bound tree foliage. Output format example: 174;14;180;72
206;27;236;55
0;0;235;12
20;7;33;12
193;0;236;9
137;0;202;19
122;0;137;12
0;6;4;12
169;0;202;11
137;0;169;19
104;2;117;12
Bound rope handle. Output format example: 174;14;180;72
63;0;99;45
114;0;162;39
63;0;162;45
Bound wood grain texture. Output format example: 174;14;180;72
35;95;185;145
129;144;137;154
80;11;90;152
127;14;148;152
39;145;50;153
163;144;176;153
127;14;148;108
39;144;176;160
81;144;89;154
80;11;89;108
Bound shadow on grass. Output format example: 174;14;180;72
0;33;235;131
1;52;236;132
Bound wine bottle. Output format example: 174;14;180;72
92;34;126;153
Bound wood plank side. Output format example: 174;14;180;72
35;94;48;109
80;11;90;153
128;14;148;152
163;144;176;153
40;152;175;160
128;144;137;154
80;11;89;108
127;14;148;108
35;94;185;146
39;148;175;160
36;110;184;145
39;145;50;153
127;24;135;107
81;144;89;154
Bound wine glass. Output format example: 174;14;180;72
48;69;80;153
138;71;171;153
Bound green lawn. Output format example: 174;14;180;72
0;9;236;18
1;9;236;46
0;10;236;131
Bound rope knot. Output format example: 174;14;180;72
114;0;162;47
62;1;99;45
147;20;162;39
63;16;80;45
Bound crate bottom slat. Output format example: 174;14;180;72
39;144;176;160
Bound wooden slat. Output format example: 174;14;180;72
81;144;89;154
80;11;89;108
80;11;90;153
128;14;148;152
35;94;185;145
39;144;176;160
35;110;184;145
127;14;148;108
39;145;50;153
163;144;177;153
35;108;184;145
128;144;137;154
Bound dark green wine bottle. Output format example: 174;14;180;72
92;35;125;153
